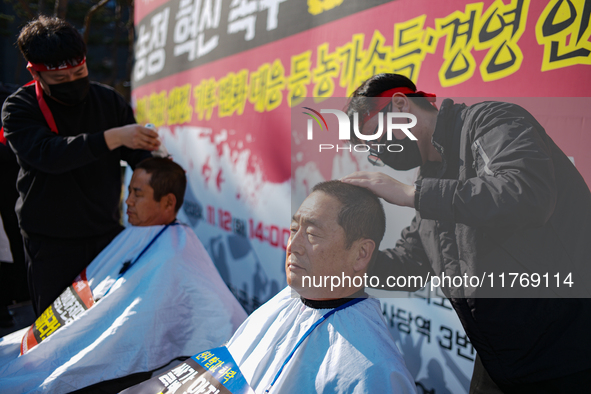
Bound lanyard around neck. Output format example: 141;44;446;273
265;296;366;393
100;222;177;299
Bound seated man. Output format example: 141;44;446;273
225;180;417;393
0;158;247;393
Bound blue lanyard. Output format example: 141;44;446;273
101;221;178;298
265;297;366;393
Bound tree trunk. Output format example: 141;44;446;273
107;0;122;86
125;0;135;94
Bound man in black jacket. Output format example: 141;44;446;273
0;82;27;328
1;16;161;316
342;73;591;393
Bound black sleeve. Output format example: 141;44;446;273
2;89;111;174
369;215;434;291
417;102;556;229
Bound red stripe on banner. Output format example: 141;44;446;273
20;325;38;355
73;269;94;309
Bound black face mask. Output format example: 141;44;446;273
46;76;90;106
380;136;423;170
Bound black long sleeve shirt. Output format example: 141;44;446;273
2;81;151;238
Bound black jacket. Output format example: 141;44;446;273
372;99;591;387
2;82;151;239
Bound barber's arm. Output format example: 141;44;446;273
103;89;159;153
344;103;557;230
2;90;158;174
104;125;159;152
418;102;556;229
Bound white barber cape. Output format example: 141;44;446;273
226;287;417;394
0;223;247;393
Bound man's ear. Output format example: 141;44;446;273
391;93;411;113
353;238;375;273
163;193;177;213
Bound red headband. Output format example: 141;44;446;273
364;87;437;122
376;87;436;100
26;56;86;72
0;58;80;143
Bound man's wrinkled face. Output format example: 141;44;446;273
287;191;358;298
38;63;88;85
126;169;169;226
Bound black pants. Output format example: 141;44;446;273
24;228;122;316
0;155;28;306
471;353;591;394
470;355;504;394
497;368;591;394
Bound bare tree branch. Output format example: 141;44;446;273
17;0;34;19
83;0;110;44
54;0;68;19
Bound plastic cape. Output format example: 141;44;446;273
0;223;247;393
226;287;417;394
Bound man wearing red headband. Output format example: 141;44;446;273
1;16;161;316
342;74;591;393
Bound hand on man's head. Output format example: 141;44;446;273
104;124;161;151
341;171;416;208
